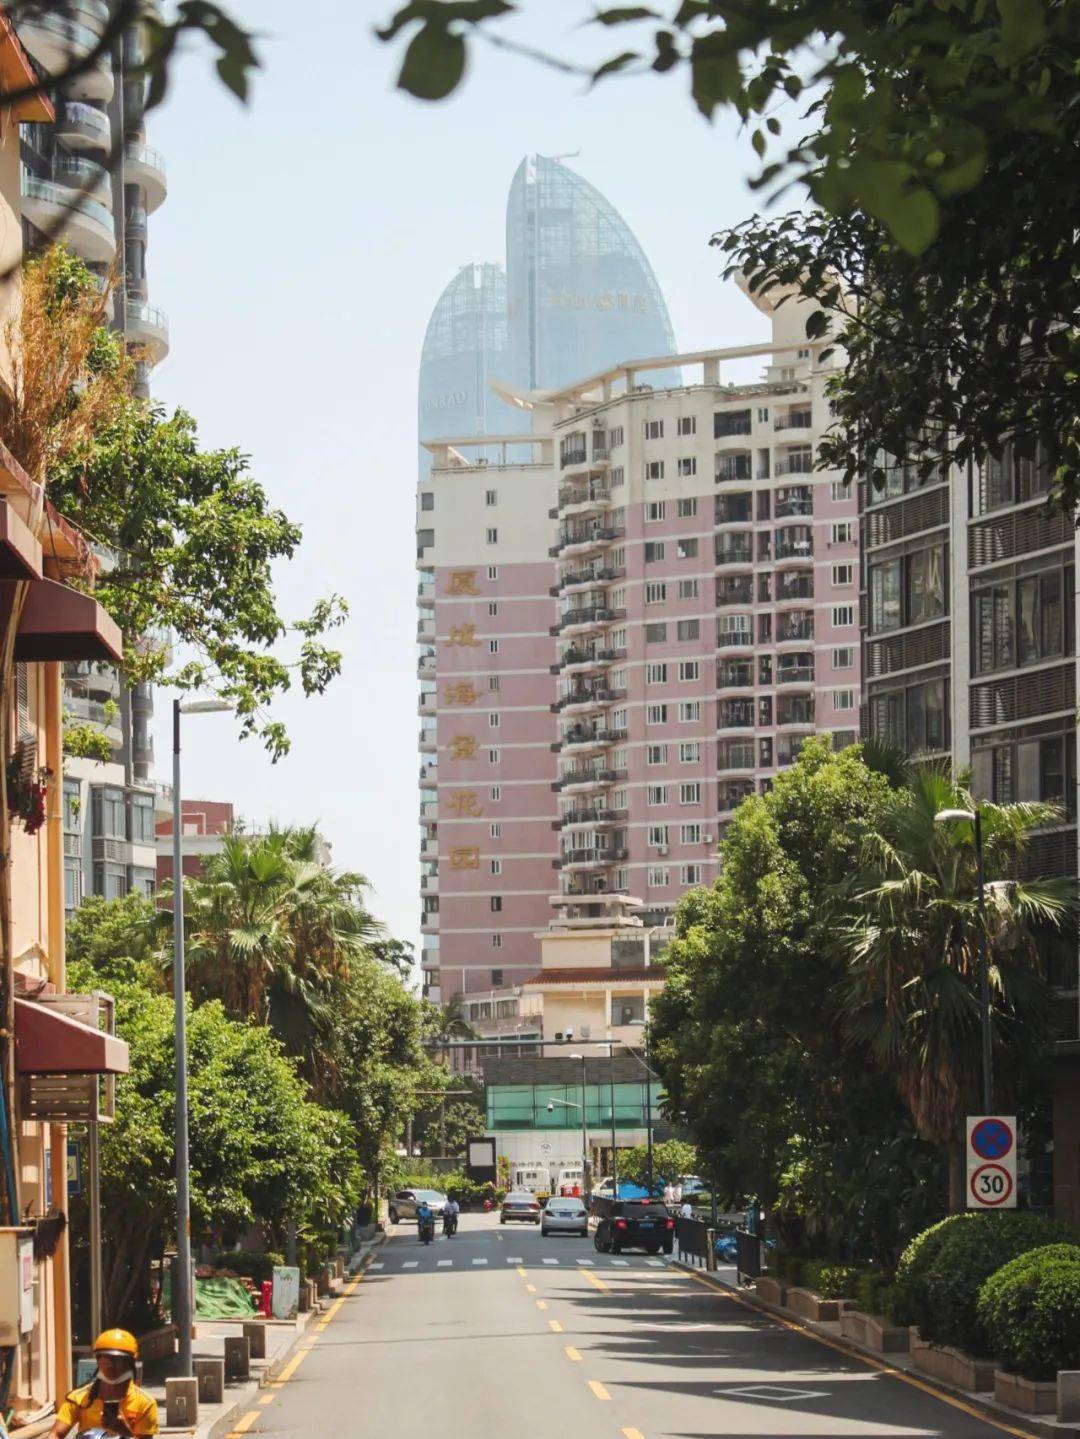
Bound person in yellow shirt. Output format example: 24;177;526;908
50;1330;158;1438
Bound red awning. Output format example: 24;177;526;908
14;578;122;663
14;999;129;1076
0;505;42;581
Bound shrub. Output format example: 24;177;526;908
211;1251;284;1284
917;1212;1075;1354
976;1244;1080;1381
891;1214;968;1326
810;1263;861;1300
854;1271;897;1320
775;1254;809;1287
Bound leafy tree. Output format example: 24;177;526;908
618;1139;698;1186
650;740;947;1260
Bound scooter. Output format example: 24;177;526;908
418;1214;436;1244
442;1209;458;1237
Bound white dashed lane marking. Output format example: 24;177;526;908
472;1258;488;1266
437;1259;452;1267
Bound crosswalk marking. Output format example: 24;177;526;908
577;1259;594;1266
612;1259;629;1266
542;1258;559;1266
472;1257;488;1266
437;1259;452;1267
506;1257;523;1264
645;1259;664;1267
403;1261;418;1269
369;1263;384;1270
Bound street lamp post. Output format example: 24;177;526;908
935;805;993;1113
546;1053;590;1200
172;698;230;1377
628;1023;655;1192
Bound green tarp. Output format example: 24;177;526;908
195;1276;257;1318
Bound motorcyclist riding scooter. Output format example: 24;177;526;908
442;1197;459;1237
416;1199;436;1244
50;1330;158;1438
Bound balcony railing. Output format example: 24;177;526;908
774;452;814;476
558;808;627;828
557;846;629;868
775;535;814;561
777;616;814;642
718;744;755;770
718;782;755;810
718;703;755;729
716;578;753;606
715;543;753;566
715;457;752;482
777;664;815;685
774;411;813;431
719;665;754;688
778;701;816;725
777;574;814;601
714;412;752;438
715;499;753;525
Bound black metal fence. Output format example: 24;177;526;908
675;1216;711;1267
735;1228;763;1283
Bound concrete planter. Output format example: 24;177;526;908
786;1287;842;1323
839;1310;910;1355
1058;1371;1080;1423
994;1371;1057;1415
754;1275;787;1307
910;1333;994;1392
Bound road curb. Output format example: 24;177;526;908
670;1262;1080;1439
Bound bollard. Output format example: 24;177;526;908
165;1377;198;1428
706;1229;717;1272
308;1278;319;1309
193;1357;224;1404
316;1267;331;1297
223;1335;250;1381
298;1280;311;1313
242;1322;266;1360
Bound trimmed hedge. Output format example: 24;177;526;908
976;1244;1080;1382
913;1212;1075;1354
891;1214;968;1327
854;1271;897;1320
773;1254;865;1299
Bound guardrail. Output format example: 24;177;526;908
675;1216;712;1268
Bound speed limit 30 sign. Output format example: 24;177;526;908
966;1116;1017;1210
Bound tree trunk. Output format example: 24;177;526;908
947;1142;966;1212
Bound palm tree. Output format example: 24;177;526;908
833;766;1073;1206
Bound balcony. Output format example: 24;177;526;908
65;694;122;751
555;605;622;636
418;728;437;753
776;572;814;602
774;487;813;519
418;690;436;717
716;626;753;649
715;455;752;483
417;581;435;607
776;613;814;643
777;656;815;685
774;450;814;476
559;725;612;754
716;577;753;607
558;846;629;871
56;101;110;152
557;564;621;594
714;411;752;438
718;702;755;730
20;168;115;264
18;13;114;101
777;699;816;727
718;663;754;689
774;410;813;431
555;686;625;713
416;617;435;642
715;540;753;568
419;763;438;787
551;525;624;558
718;781;755;813
556;766;627;792
421;872;439;895
124;142;167;213
717;742;755;772
125;303;170;362
559;435;587;469
715;496;753;525
774;529;813;562
558;807;626;829
778;737;811;767
417;651;435;679
558;482;611;512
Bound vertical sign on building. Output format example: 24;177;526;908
966;1115;1017;1209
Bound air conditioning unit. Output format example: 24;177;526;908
580;1026;591;1039
657;845;669;856
702;834;715;844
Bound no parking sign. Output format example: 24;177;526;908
966;1116;1017;1209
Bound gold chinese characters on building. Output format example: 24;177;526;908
447;569;480;596
449;846;480;870
448;623;479;647
449;735;478;760
444;682;480;706
447;791;483;818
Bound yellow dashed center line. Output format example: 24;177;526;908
526;1282;536;1293
588;1380;611;1401
257;1395;274;1407
273;1345;313;1385
565;1346;582;1363
516;1266;527;1277
548;1319;564;1333
226;1409;261;1436
622;1429;645;1439
581;1267;610;1294
536;1299;548;1311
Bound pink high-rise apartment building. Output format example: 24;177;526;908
417;282;860;1005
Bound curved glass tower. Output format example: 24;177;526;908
506;155;677;391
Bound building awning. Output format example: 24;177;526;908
0;505;42;581
14;578;122;663
14;999;129;1076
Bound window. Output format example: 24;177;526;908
490;859;502;875
676;620;700;641
678;579;699;600
973;564;1073;674
491;934;503;949
610;586;627;608
677;538;699;559
645;501;666;522
678;661;700;682
645;582;667;604
645;461;665;481
486;528;498;544
94;863;127;901
680;864;703;886
647;866;670;886
832;605;855;628
681;824;702;845
832;563;853;586
610;465;625;487
609;426;624;448
757;408;769;423
488;639;499;654
490;786;501;801
612;707;628;730
63;779;81;833
677;497;698;518
490;896;502;912
678;701;700;722
680;782;702;805
489;713;500;728
679;741;700;764
647;824;669;848
646;703;668;724
677;416;697;436
797;347;810;359
833;647;855;668
485;489;498;506
645;663;668;684
972;730;1076;817
831;522;853;544
488;748;500;763
131;792;155;843
490;822;501;838
487;565;498;580
646;743;668;765
677;457;697;476
64;861;82;911
647;784;668;805
491;968;504;986
831;480;850;501
833;689;855;711
870;559;903;634
644;541;666;563
868;678;949;753
645;623;667;642
645;419;664;439
870;546;948;633
420;491;434;511
488;601;499;616
92;786;126;840
974;446;1052;514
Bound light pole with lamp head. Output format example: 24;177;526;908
934;805;993;1113
546;1052;590;1198
172;697;231;1376
628;1021;655;1193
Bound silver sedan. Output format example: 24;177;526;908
540;1196;589;1237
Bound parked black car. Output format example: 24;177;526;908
593;1198;674;1255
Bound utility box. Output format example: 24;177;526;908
0;1230;35;1344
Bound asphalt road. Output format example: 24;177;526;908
225;1213;1034;1439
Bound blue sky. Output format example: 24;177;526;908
147;0;774;957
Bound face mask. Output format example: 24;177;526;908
97;1363;135;1386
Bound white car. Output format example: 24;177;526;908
541;1196;588;1237
387;1188;447;1223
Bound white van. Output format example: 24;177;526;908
511;1165;549;1194
556;1165;584;1197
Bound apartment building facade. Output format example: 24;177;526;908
418;282;860;1005
859;448;1080;1221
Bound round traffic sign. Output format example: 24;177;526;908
970;1162;1014;1208
970;1118;1013;1161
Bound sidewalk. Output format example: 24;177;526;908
148;1234;385;1439
672;1261;1080;1439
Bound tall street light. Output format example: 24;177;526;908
172;697;230;1376
628;1021;655;1193
546;1052;590;1199
934;805;993;1112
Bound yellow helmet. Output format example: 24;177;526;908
93;1329;138;1359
